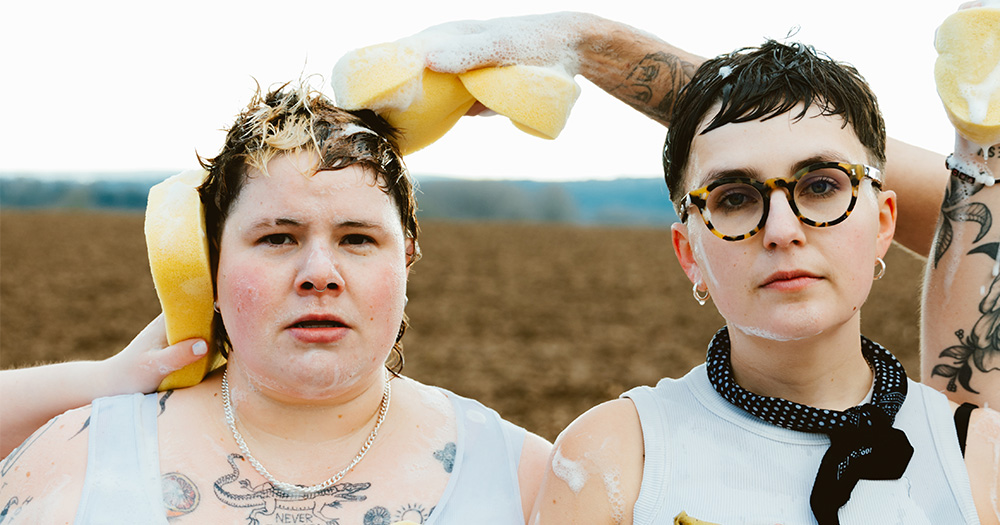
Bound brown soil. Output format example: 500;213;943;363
0;211;925;441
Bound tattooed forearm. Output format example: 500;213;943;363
931;171;1000;394
932;176;990;267
609;52;697;123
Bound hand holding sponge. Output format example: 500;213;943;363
145;169;225;391
935;4;1000;147
333;39;580;155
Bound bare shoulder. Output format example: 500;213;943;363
530;399;644;524
0;403;93;521
962;404;1000;525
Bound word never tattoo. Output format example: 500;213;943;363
931;175;1000;393
214;453;370;524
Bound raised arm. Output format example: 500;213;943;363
0;314;205;458
420;13;945;257
921;138;1000;407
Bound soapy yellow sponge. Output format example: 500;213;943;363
935;6;1000;146
460;64;580;139
333;42;579;154
145;169;225;391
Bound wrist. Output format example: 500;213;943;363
946;152;998;186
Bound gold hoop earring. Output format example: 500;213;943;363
693;282;710;306
874;257;886;281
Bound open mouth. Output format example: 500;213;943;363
292;320;346;328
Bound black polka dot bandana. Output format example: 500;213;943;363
706;327;914;525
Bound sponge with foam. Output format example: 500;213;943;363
333;41;579;155
144;169;225;391
935;5;1000;147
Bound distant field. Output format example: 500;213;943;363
0;211;925;440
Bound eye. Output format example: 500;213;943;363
798;172;844;199
710;184;760;212
342;234;375;246
259;233;295;246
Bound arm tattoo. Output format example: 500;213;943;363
213;453;370;523
611;52;697;122
931;173;1000;393
432;442;456;474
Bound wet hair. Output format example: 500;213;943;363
198;82;420;374
663;40;886;212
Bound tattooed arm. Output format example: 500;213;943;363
421;13;944;256
0;314;205;457
921;139;1000;409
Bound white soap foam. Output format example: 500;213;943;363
602;468;625;523
411;13;585;76
959;58;1000;124
718;65;733;79
551;446;588;493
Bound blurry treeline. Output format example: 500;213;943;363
0;174;679;226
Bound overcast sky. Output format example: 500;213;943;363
1;0;961;181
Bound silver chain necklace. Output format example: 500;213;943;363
221;368;391;496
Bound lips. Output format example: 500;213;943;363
286;314;351;343
288;314;349;329
760;270;821;290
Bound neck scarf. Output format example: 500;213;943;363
705;327;913;525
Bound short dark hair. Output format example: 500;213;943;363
198;83;419;373
663;40;886;211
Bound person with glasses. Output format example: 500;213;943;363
525;39;996;524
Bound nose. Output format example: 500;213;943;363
296;244;345;294
760;188;806;248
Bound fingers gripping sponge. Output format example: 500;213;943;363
935;6;1000;146
333;43;579;154
145;169;225;391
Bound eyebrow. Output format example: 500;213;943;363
246;217;387;231
695;150;852;188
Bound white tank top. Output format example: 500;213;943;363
74;389;527;524
622;364;980;525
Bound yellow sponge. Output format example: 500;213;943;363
460;64;580;139
333;42;476;155
935;6;1000;146
333;42;579;154
145;169;225;391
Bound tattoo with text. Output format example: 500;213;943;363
613;52;697;122
0;496;33;523
162;472;199;519
433;442;456;474
978;146;999;159
931;176;1000;393
213;453;370;524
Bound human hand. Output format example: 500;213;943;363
102;314;207;395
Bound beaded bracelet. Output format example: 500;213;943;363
946;153;994;185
